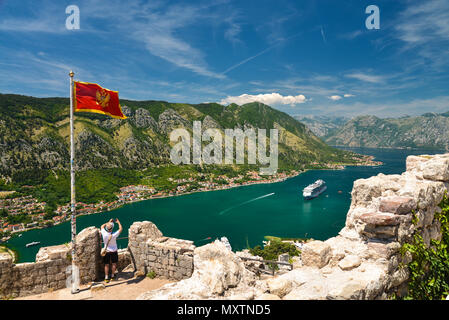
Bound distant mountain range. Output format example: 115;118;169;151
294;115;350;137
0;94;369;184
297;112;449;150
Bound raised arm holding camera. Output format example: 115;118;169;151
100;218;123;283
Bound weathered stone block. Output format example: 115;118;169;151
338;255;361;271
327;281;366;300
179;256;193;268
422;157;449;181
359;212;400;226
422;207;436;226
362;224;398;239
301;241;331;268
267;277;292;298
378;196;416;214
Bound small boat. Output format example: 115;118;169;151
302;179;327;200
26;241;40;248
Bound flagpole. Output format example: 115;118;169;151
69;70;79;294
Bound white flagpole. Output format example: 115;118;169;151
69;70;79;294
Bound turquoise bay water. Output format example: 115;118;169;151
8;148;446;262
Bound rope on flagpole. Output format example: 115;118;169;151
69;70;79;294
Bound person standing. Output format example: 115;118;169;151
100;218;122;283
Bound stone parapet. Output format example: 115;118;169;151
0;226;101;298
128;221;195;281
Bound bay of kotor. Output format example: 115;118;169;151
8;148;445;263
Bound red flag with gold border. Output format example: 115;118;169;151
74;81;126;119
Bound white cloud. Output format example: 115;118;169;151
393;0;449;70
395;0;449;45
328;94;355;101
219;93;308;106
345;73;384;83
127;4;227;80
0;1;228;80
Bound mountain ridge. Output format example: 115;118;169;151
324;112;449;150
0;93;369;182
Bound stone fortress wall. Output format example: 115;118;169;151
127;221;195;281
1;153;448;299
0;223;195;298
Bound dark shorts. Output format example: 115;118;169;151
103;251;118;264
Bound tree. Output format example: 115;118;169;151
0;209;8;218
249;239;300;261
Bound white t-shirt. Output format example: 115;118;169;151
101;227;120;252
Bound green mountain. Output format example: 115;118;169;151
325;113;449;150
0;93;371;205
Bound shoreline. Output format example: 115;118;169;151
5;157;385;263
333;145;449;152
2;170;304;241
3;159;381;241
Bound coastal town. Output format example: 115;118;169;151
0;170;300;242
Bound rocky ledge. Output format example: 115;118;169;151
137;153;449;300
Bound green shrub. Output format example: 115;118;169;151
249;239;300;261
399;193;449;300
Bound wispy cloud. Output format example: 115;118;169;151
0;48;91;96
320;26;327;44
120;2;228;79
0;0;231;80
339;30;363;40
393;0;449;70
395;0;449;46
0;7;68;34
345;72;384;83
329;95;342;101
223;12;244;46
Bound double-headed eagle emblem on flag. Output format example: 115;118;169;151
74;81;127;119
96;89;110;108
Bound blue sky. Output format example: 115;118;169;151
0;0;448;117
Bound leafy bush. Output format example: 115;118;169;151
399;193;449;300
249;239;300;261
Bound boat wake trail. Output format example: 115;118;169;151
218;193;275;215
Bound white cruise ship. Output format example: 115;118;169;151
302;180;327;200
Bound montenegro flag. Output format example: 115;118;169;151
74;81;127;119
